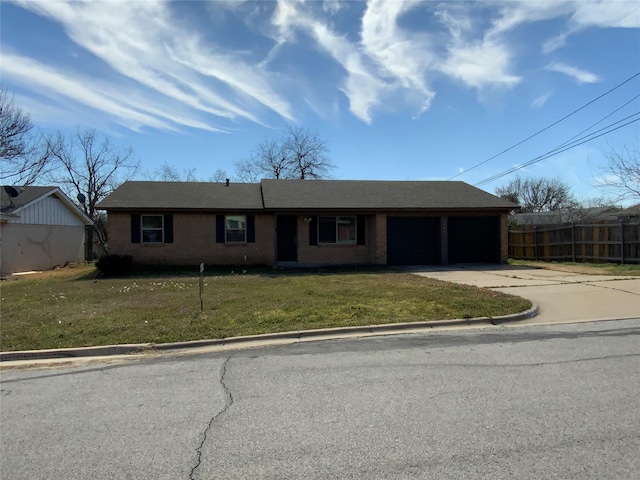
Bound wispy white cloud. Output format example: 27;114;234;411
571;1;640;29
271;0;389;123
438;40;520;89
531;93;552;108
488;1;640;53
549;62;600;84
542;32;569;54
360;0;436;117
9;0;292;129
543;2;639;53
2;52;221;132
488;1;576;37
435;3;520;89
3;0;638;133
322;0;343;16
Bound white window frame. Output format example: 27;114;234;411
225;215;247;243
141;214;164;244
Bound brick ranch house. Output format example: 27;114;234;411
96;179;517;266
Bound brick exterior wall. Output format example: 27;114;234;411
500;212;509;263
106;211;509;266
107;212;274;266
296;216;377;265
374;214;387;265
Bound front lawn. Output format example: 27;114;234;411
1;265;532;351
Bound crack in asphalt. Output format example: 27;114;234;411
188;356;234;480
419;352;640;369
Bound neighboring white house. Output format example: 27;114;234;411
1;186;93;276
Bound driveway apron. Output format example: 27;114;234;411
406;264;640;325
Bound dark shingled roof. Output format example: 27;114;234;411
261;179;516;210
97;179;517;212
96;181;264;210
1;186;58;213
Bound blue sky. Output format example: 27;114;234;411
2;0;639;203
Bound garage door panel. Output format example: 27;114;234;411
387;217;440;265
448;216;499;263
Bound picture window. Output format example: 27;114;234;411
318;216;356;244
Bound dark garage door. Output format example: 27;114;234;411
448;216;499;263
387;217;440;265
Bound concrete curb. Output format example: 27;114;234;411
0;304;538;362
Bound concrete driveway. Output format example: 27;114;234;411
406;264;639;325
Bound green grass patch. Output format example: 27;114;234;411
509;259;640;276
1;265;532;351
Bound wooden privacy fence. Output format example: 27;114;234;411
509;221;640;264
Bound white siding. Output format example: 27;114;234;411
12;195;85;226
0;224;86;274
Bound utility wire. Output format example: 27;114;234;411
449;71;640;180
474;115;640;187
473;94;640;187
475;115;639;186
431;5;640;149
554;92;640;150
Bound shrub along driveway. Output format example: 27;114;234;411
406;264;640;324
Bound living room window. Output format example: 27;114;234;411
318;216;356;244
225;215;247;243
141;215;164;243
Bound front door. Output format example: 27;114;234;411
277;215;298;262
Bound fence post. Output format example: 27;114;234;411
620;220;625;265
571;222;576;262
534;226;538;261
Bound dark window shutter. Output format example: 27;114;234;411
309;216;318;246
216;215;225;243
164;214;173;243
247;215;255;243
131;214;141;243
357;215;366;245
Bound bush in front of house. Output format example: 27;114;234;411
96;254;133;276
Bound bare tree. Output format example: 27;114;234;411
209;168;228;182
0;89;53;185
599;146;640;202
47;128;139;245
234;124;334;181
234;139;290;181
151;162;182;182
283;124;334;179
149;162;227;182
233;158;261;182
495;176;578;212
150;162;200;182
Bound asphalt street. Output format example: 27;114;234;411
1;318;639;479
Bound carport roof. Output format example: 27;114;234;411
97;179;517;211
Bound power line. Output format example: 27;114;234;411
554;93;640;150
449;71;640;180
475;115;639;187
473;94;640;187
429;4;640;149
474;115;640;187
